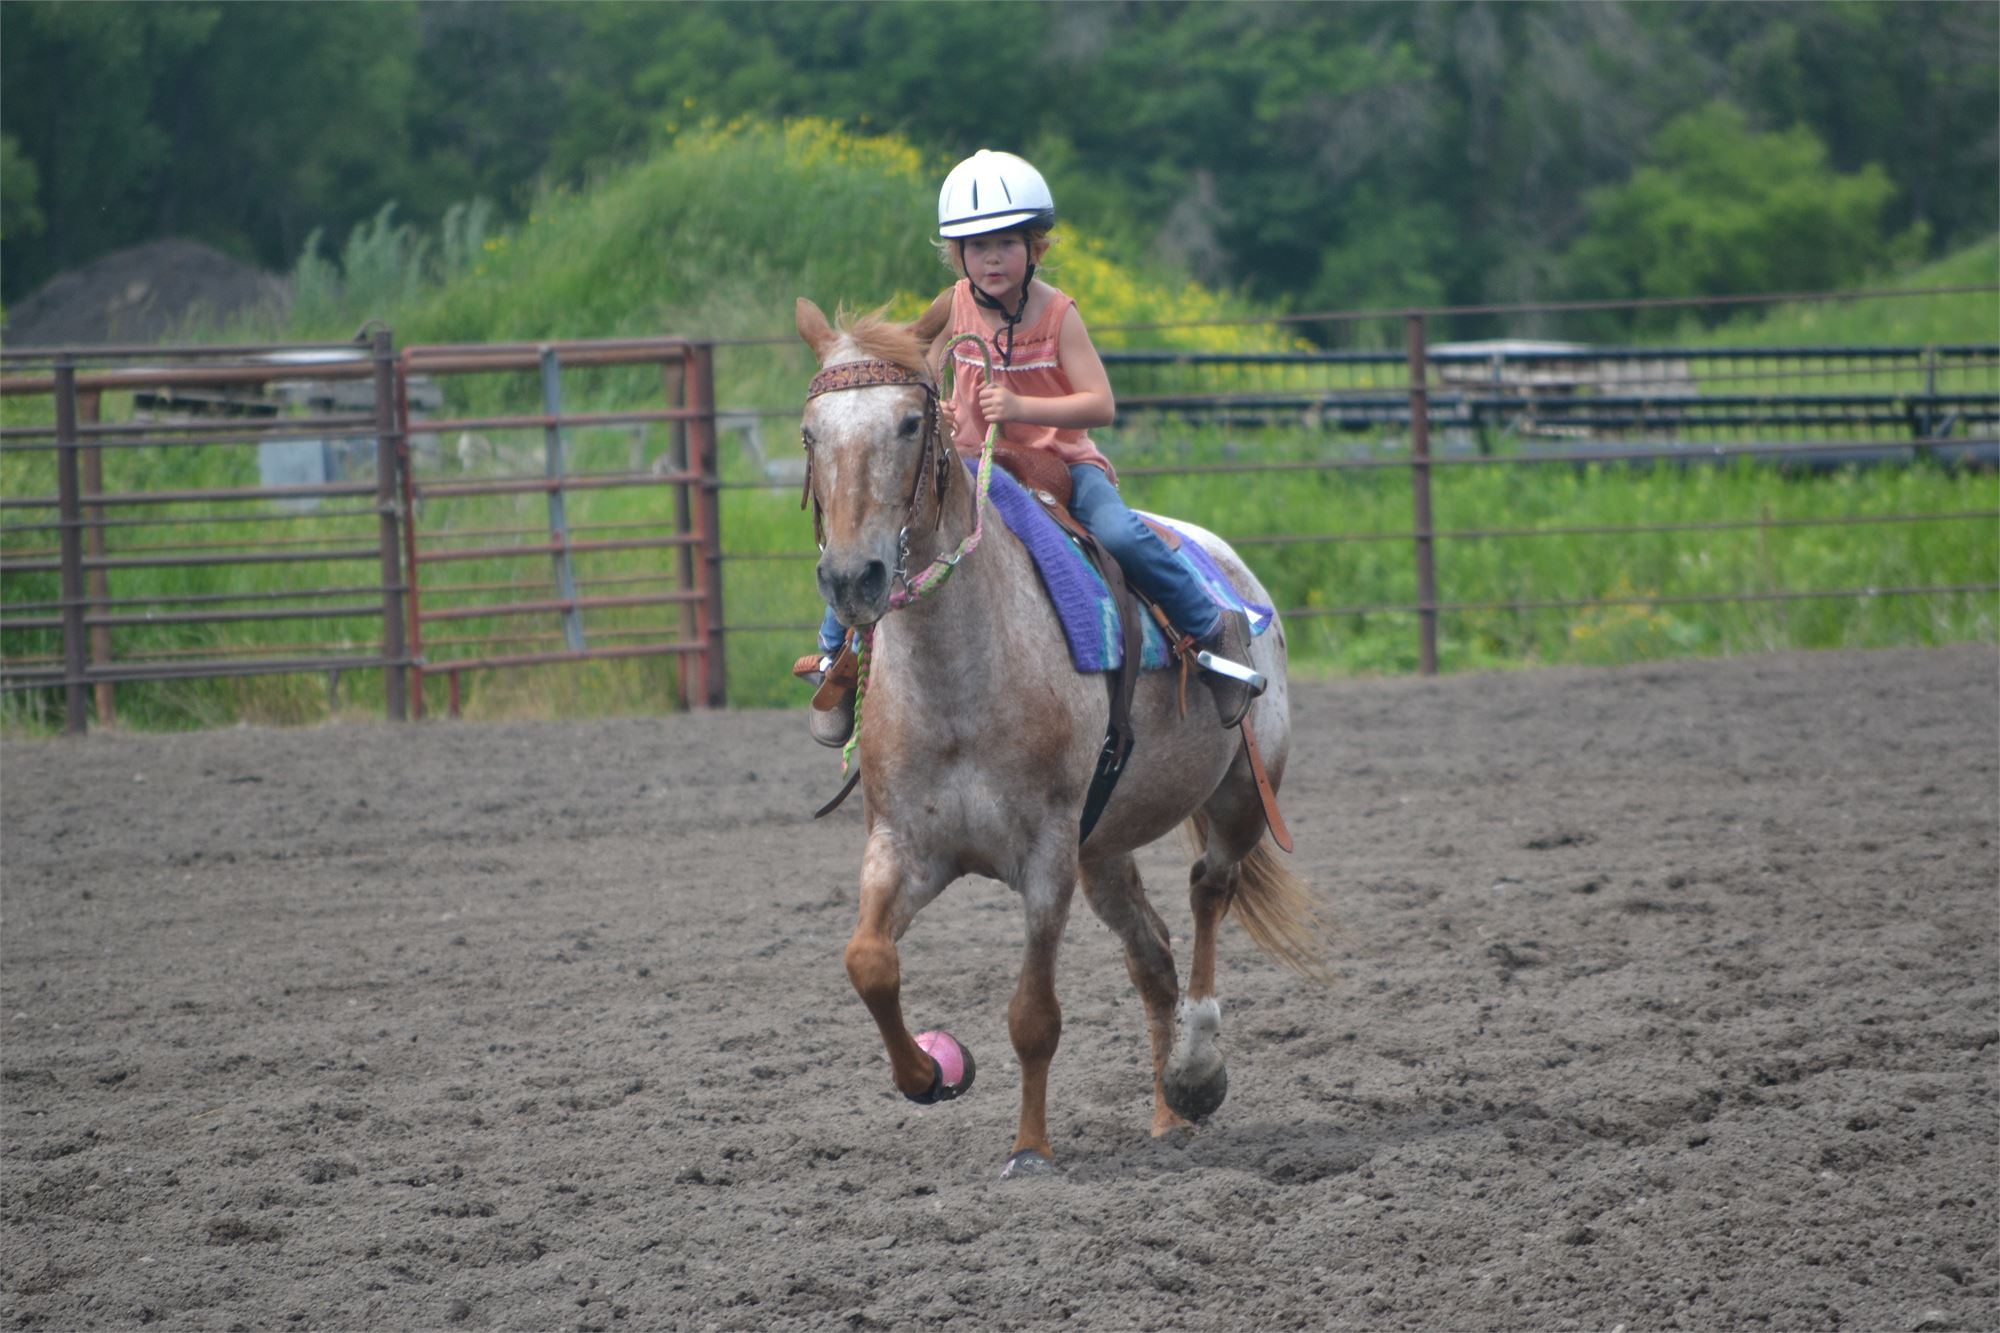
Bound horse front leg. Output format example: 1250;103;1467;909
1001;862;1075;1178
843;832;962;1102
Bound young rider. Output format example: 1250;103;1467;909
801;149;1253;746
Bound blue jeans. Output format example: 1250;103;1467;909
817;604;848;656
1067;463;1221;640
815;463;1220;653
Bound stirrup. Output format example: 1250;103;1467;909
1196;649;1267;698
795;643;858;694
1196;609;1261;729
804;643;859;748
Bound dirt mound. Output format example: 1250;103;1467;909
1;238;290;347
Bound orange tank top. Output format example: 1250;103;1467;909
947;279;1116;481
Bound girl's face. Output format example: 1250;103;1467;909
961;231;1030;304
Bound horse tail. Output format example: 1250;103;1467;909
1184;812;1334;983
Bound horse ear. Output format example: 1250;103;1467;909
796;298;838;361
909;289;952;345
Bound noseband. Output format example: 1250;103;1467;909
800;359;952;567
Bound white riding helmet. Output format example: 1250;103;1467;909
937;149;1056;238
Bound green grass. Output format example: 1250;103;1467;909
709;432;1997;709
1702;237;2000;346
3;121;1994;731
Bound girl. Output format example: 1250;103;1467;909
802;149;1252;745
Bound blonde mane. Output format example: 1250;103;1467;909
837;306;931;380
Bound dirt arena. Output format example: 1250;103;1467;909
3;645;1994;1331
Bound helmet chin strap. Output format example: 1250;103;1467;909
959;238;1034;367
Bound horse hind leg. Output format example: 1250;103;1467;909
1164;844;1235;1123
1168;740;1272;1112
1080;853;1188;1138
1165;742;1319;1122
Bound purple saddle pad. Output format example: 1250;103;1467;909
975;459;1273;673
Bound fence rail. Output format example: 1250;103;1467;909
395;335;723;717
4;286;1996;731
0;337;412;730
1105;319;1998;672
1101;342;2000;446
0;332;726;728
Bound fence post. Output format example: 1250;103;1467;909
370;329;409;721
686;341;727;708
395;348;429;720
79;390;115;727
1406;313;1439;676
53;359;89;733
663;356;697;705
537;347;586;652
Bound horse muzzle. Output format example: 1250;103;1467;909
818;550;894;628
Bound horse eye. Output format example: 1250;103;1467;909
801;426;816;450
896;414;922;438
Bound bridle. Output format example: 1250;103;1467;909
800;333;997;609
800;358;954;595
800;334;1001;780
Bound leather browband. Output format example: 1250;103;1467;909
808;359;933;399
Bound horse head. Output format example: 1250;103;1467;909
796;297;954;631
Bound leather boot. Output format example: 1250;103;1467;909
1197;608;1256;728
793;645;858;748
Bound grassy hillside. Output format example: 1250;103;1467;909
1705;235;1999;345
3;121;1992;731
298;119;1293;405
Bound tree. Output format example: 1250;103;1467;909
4;2;1989;316
1559;100;1922;324
1682;0;1998;250
0;3;211;294
0;2;419;301
0;134;44;250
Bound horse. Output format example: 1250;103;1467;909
796;297;1324;1178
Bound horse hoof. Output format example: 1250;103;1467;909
1000;1149;1055;1180
1164;996;1228;1121
905;1030;975;1105
1163;1064;1229;1123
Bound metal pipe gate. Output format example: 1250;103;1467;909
0;333;725;730
396;337;724;717
0;339;413;732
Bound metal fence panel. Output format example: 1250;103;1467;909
395;337;724;717
1;340;413;730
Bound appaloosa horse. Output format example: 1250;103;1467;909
797;298;1322;1178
